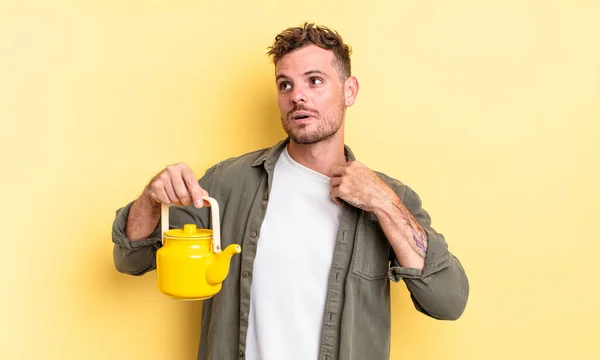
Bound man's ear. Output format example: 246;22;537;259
344;76;360;106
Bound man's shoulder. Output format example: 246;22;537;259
207;139;286;180
220;147;268;166
199;147;270;192
214;139;286;170
211;147;268;175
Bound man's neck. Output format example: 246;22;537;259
286;134;346;177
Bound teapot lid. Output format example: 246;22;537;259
164;224;213;239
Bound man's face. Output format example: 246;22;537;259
275;45;346;145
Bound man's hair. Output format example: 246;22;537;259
267;23;352;80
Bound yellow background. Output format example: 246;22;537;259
1;0;599;359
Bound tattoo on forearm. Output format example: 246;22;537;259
346;200;366;210
393;202;429;258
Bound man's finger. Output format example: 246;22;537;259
153;186;172;205
329;176;342;187
172;173;192;206
195;190;211;208
330;165;346;177
190;188;210;208
182;170;207;208
162;177;179;205
329;186;343;206
330;187;341;202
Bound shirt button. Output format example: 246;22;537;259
263;192;269;201
250;231;257;238
239;349;244;357
242;271;250;278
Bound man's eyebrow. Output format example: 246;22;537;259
276;74;289;82
304;70;328;77
276;70;329;82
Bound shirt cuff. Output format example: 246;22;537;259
388;252;450;283
388;264;422;282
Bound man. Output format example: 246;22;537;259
112;23;469;360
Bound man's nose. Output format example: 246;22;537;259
291;86;307;104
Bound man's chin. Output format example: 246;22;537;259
288;131;318;145
288;131;335;145
291;138;320;145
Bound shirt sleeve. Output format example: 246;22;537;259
111;202;162;276
387;185;470;321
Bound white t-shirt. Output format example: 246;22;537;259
245;146;341;360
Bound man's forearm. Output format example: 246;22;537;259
373;194;428;270
125;189;161;241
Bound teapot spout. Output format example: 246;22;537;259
206;244;242;286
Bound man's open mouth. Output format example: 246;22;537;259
291;111;314;120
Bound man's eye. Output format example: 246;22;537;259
310;78;323;85
279;82;291;91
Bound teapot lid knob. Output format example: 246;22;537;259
183;224;197;235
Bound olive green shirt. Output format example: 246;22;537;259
112;139;469;360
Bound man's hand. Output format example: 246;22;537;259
145;162;210;208
329;161;395;211
125;163;208;240
330;161;428;265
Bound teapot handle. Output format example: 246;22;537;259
160;196;222;253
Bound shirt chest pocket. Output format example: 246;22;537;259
351;215;390;281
